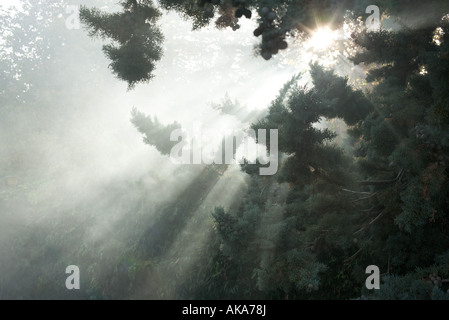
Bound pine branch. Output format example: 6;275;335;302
357;180;395;186
260;185;267;197
369;210;385;225
360;206;376;213
341;188;372;195
357;169;404;186
352;210;386;235
353;226;366;235
352;192;379;203
344;247;363;264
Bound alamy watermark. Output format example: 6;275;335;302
65;5;80;30
366;5;381;32
169;123;279;176
365;265;380;290
65;265;80;290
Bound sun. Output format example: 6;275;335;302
308;27;337;51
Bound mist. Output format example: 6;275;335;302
2;0;448;301
0;0;302;299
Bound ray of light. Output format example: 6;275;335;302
307;27;338;51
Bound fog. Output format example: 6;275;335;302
0;0;370;299
0;0;302;299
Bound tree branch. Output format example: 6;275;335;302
369;210;385;225
357;180;396;186
260;185;267;197
360;206;376;213
357;169;404;186
352;192;379;203
344;247;363;263
341;188;371;195
353;226;366;235
353;210;386;235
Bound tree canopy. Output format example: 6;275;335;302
2;0;449;301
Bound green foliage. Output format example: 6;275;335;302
250;65;371;187
158;0;215;30
131;108;181;155
79;0;377;82
365;251;449;300
79;0;449;88
209;12;449;300
80;0;164;89
310;64;372;126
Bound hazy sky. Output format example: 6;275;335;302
1;0;20;8
0;0;360;237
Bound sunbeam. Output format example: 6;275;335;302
308;27;338;51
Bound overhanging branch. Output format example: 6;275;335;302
352;192;379;203
341;188;371;195
352;210;386;235
344;247;363;264
357;169;404;186
369;210;385;225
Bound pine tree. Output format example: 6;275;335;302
77;0;449;299
131;108;181;155
80;0;164;89
346;16;449;298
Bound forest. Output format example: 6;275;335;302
1;0;449;300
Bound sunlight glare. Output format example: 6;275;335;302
308;27;337;51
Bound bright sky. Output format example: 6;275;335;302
1;0;19;7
